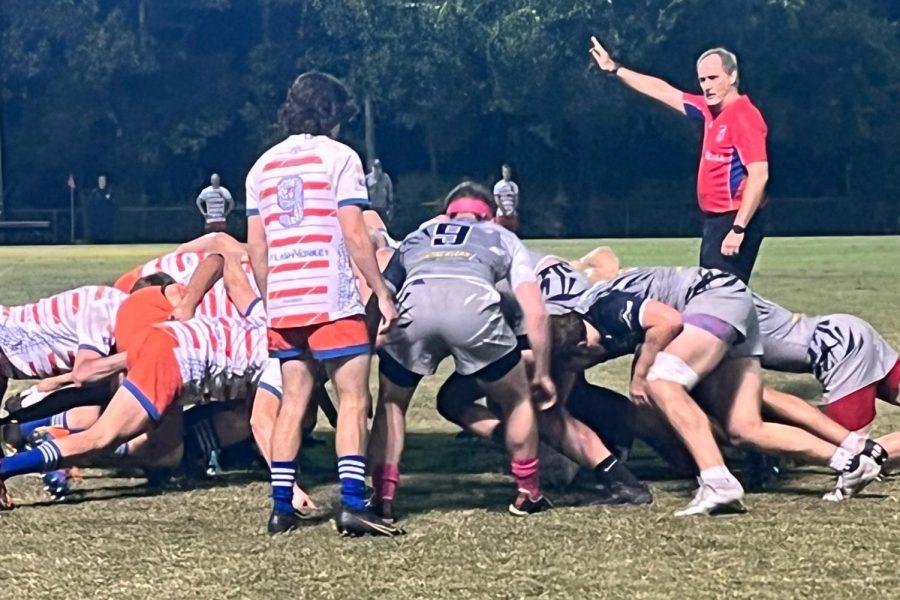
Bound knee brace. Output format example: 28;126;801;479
647;352;700;391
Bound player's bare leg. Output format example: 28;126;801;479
478;358;551;516
435;373;503;439
644;326;744;516
0;383;157;509
700;358;885;501
327;353;403;536
368;374;416;521
267;359;317;533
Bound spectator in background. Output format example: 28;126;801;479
84;174;115;243
365;159;394;225
196;173;234;233
493;164;519;232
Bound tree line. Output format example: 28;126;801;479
1;0;898;236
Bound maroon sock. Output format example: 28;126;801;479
373;463;400;501
510;457;540;499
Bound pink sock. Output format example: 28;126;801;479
511;457;540;499
373;463;400;501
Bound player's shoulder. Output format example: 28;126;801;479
683;93;711;118
317;136;361;164
734;95;767;126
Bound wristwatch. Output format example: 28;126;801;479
610;62;621;75
731;224;746;234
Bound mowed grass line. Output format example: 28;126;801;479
0;237;897;599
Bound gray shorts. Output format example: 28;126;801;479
810;314;899;403
682;271;762;357
380;277;518;376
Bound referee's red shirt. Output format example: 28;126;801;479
683;93;767;214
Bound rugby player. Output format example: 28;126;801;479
368;182;557;519
752;293;898;492
573;267;886;515
0;255;282;511
245;71;400;536
432;250;653;506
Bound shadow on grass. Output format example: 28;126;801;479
14;431;851;514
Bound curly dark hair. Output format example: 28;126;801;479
278;71;358;136
442;181;496;215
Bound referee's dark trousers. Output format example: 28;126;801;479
699;210;765;283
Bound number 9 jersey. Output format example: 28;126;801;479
378;218;537;378
383;218;535;292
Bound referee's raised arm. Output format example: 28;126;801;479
589;36;686;113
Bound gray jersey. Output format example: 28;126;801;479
499;250;589;337
389;218;535;290
379;218;534;377
528;250;590;316
578;266;761;357
753;293;817;373
754;293;898;402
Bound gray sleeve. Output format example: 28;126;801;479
500;228;537;289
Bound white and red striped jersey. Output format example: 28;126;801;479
119;251;258;320
0;286;127;378
154;299;269;404
246;133;370;329
138;251;211;285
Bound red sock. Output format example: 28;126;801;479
373;463;400;501
511;457;540;499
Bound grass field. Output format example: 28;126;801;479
0;236;898;599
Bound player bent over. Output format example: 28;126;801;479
0;283;274;510
753;293;897;496
574;267;885;515
246;71;400;536
368;182;557;520
432;251;653;505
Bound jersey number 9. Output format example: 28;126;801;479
431;223;472;247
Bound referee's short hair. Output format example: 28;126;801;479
278;71;358;136
696;48;739;87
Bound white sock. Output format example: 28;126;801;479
839;432;865;454
699;465;737;486
829;447;853;472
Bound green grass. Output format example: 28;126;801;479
0;237;898;599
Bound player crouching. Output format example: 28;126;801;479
0;270;273;512
368;182;557;520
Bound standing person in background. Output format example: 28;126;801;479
196;173;234;233
589;38;769;283
84;174;115;243
493;164;520;233
365;159;394;225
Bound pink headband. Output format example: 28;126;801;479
445;196;494;218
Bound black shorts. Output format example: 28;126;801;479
565;378;634;456
699;210;765;283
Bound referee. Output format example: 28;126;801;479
590;37;769;282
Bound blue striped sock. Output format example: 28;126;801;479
19;416;52;439
337;455;367;510
0;440;61;478
270;461;295;515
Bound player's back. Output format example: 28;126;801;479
246;134;368;328
398;219;517;286
753;293;819;372
0;285;126;377
598;266;742;311
528;250;589;315
156;306;269;403
117;251;256;320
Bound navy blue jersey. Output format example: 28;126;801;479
581;289;645;359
